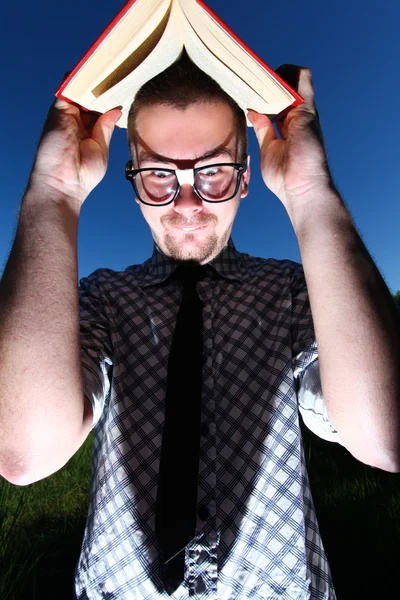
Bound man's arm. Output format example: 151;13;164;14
0;100;121;485
248;67;400;472
292;187;400;472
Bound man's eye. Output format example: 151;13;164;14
152;170;172;179
200;167;219;177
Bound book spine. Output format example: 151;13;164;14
195;0;303;109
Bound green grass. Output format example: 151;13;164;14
1;424;400;599
0;432;94;600
301;422;400;599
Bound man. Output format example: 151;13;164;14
0;51;399;600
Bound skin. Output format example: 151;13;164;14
248;67;400;471
36;69;399;474
1;65;398;486
129;102;251;264
27;101;122;209
127;77;400;471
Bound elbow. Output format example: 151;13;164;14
0;466;36;486
353;449;400;473
1;473;35;487
368;456;400;473
0;452;37;486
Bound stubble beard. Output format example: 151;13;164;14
152;214;227;263
153;219;218;263
149;198;241;263
163;229;219;263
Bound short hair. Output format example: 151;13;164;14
127;49;248;163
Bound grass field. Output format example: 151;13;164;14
1;421;400;599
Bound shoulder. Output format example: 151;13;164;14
78;261;149;294
238;250;305;284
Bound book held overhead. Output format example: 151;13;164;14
56;0;303;128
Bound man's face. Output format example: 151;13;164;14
129;102;250;264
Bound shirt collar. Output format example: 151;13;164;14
140;237;244;288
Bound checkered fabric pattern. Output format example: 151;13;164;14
74;238;345;600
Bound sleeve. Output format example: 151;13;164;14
291;263;346;447
79;270;114;430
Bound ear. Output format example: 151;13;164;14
240;154;251;199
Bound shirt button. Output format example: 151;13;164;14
201;422;209;436
198;505;209;521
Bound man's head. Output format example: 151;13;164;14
127;50;250;264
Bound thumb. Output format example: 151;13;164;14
91;107;122;153
247;110;277;150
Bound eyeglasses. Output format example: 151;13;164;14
125;160;248;207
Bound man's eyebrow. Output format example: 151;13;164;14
138;145;235;165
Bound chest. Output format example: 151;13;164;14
110;279;293;395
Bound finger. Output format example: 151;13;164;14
275;64;316;114
51;98;84;123
247;110;277;151
81;109;102;130
275;64;301;92
53;97;74;110
296;68;316;111
39;97;80;142
275;118;287;140
274;106;300;139
55;102;99;134
51;99;88;139
91;108;123;153
62;70;72;80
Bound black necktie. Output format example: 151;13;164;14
155;265;205;595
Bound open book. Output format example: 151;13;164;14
55;0;303;128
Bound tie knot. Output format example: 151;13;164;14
172;265;209;285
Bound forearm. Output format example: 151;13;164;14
0;188;85;481
291;189;400;471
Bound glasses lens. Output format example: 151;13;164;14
134;165;240;205
195;165;238;201
135;170;177;205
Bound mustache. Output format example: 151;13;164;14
161;214;217;227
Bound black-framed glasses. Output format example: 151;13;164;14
125;160;248;206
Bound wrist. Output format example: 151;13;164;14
286;186;351;240
23;180;84;218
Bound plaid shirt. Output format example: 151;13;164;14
74;238;345;600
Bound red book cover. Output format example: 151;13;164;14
55;0;303;120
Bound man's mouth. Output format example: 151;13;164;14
171;223;209;231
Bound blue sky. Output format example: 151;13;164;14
1;0;399;293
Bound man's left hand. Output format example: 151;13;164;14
247;65;335;217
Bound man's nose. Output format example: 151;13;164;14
173;184;203;216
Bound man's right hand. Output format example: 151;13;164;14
27;99;122;208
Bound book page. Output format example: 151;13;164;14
64;0;171;104
179;0;294;119
90;1;184;127
92;6;172;98
182;29;287;121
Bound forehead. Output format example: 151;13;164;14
129;102;239;164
